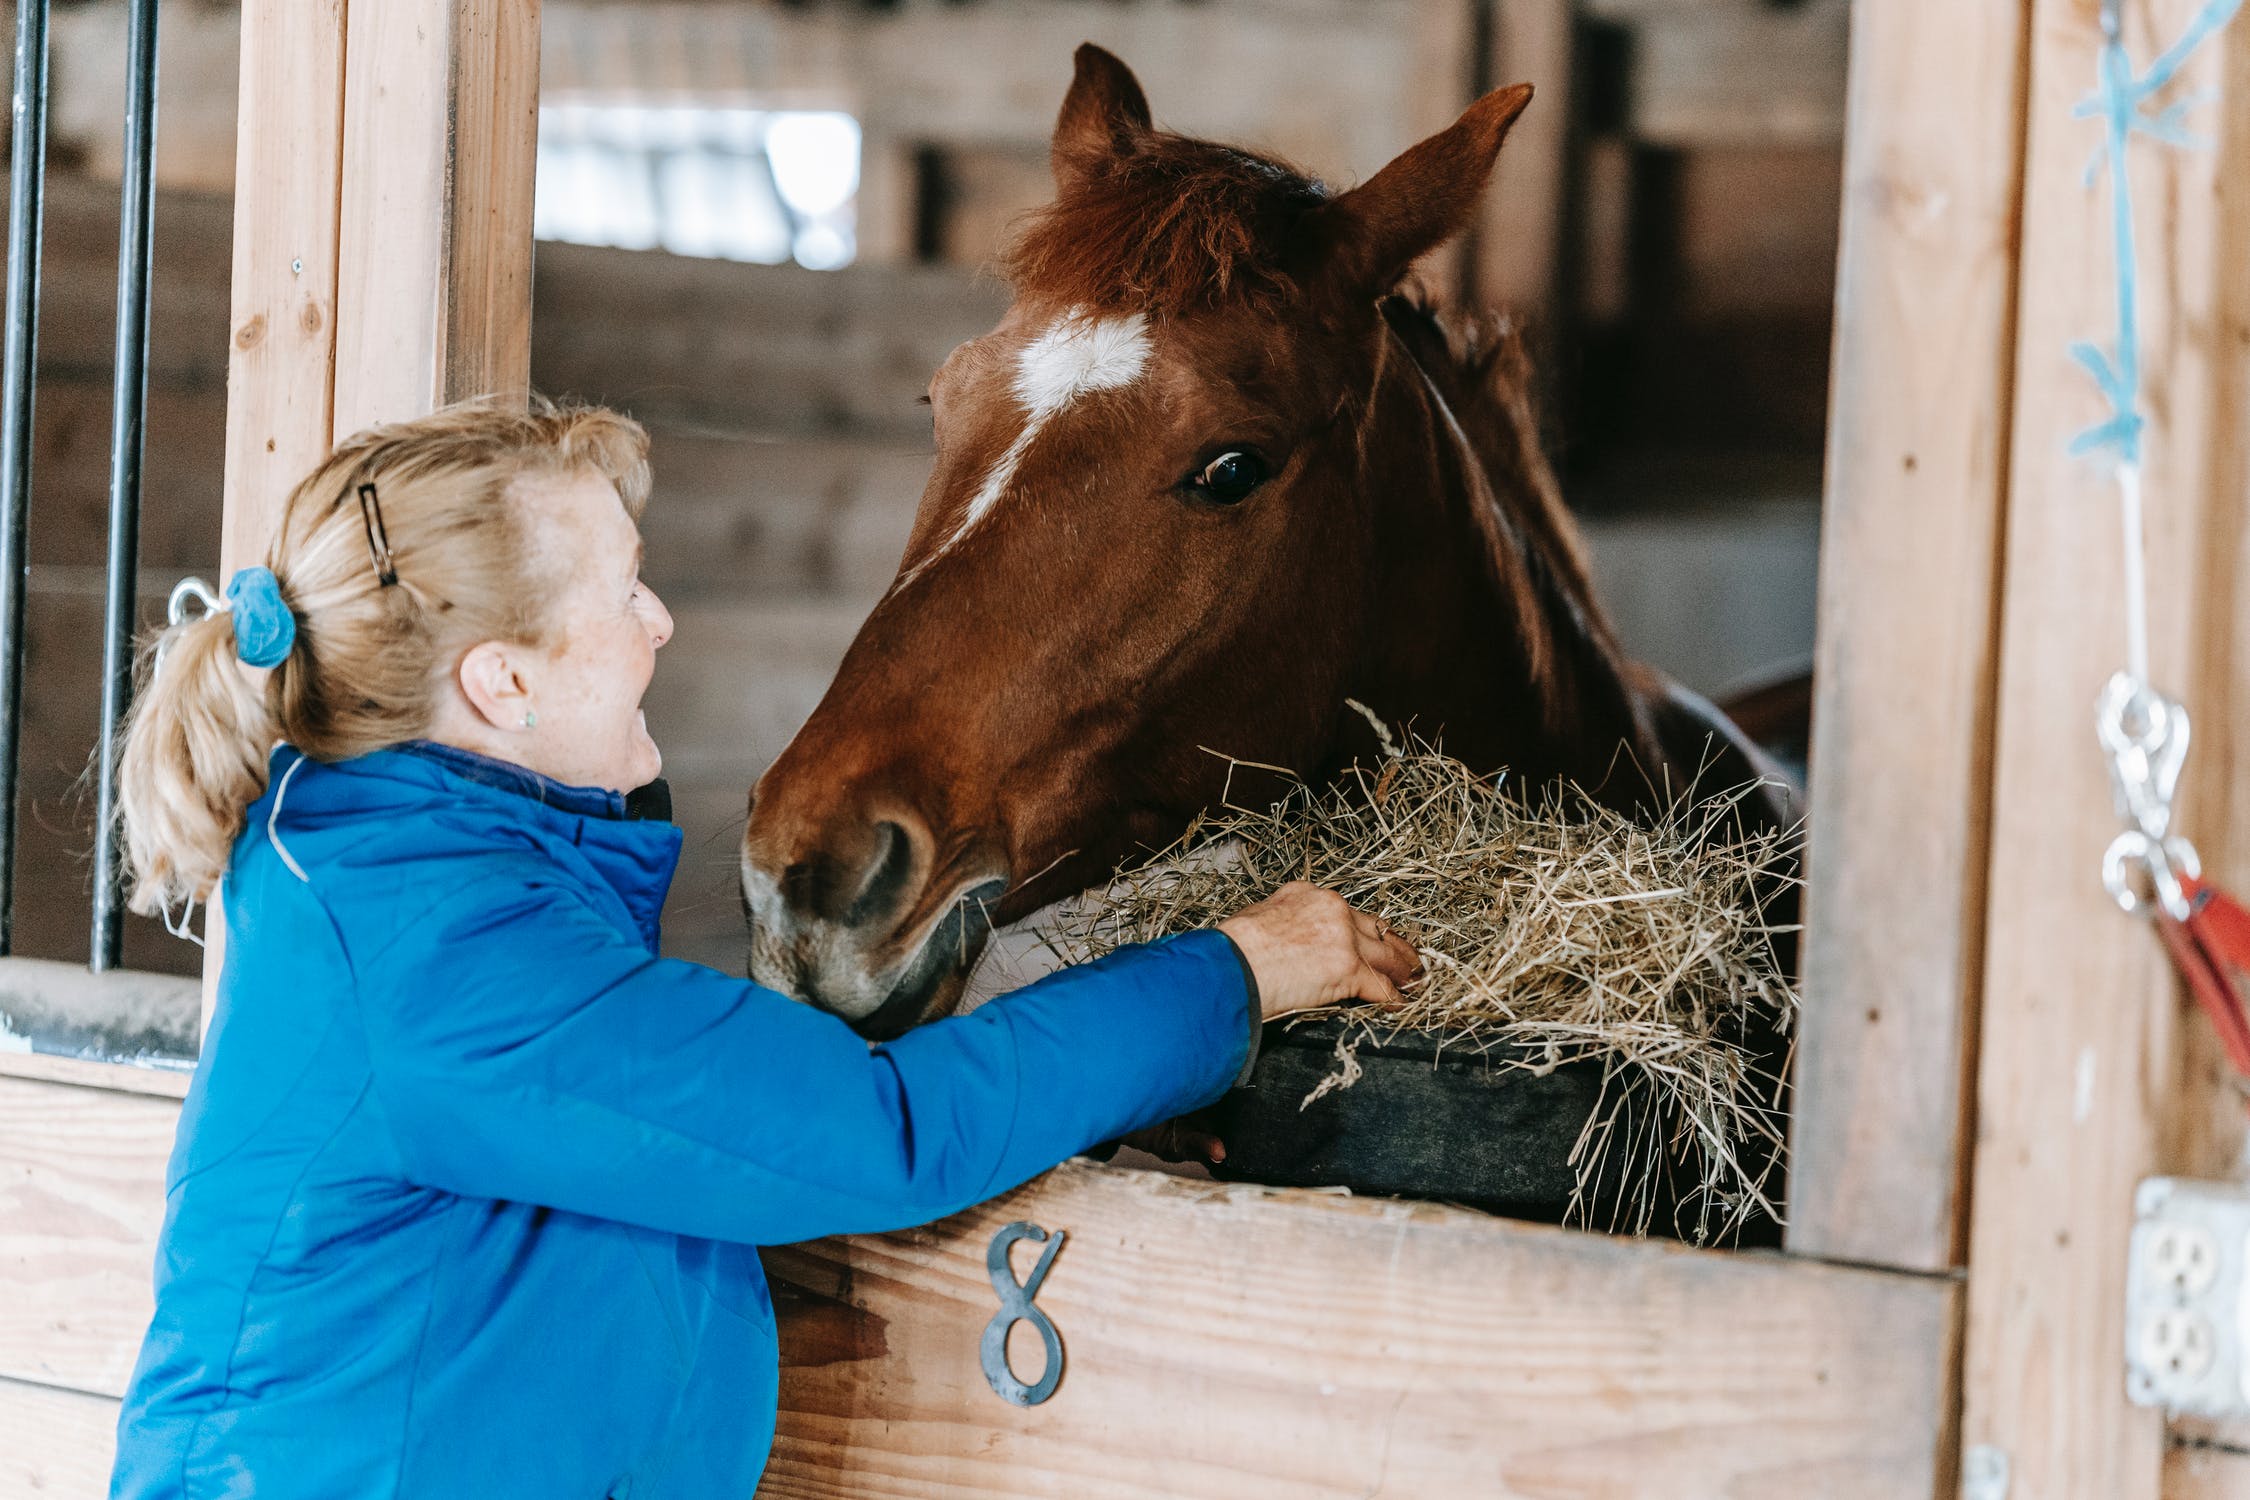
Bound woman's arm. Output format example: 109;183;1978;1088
357;866;1253;1245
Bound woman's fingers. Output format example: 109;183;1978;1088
1348;909;1420;991
1349;958;1409;1010
1220;883;1426;1021
1363;922;1421;986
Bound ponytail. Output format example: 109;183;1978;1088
115;396;650;917
117;603;278;916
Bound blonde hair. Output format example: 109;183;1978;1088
119;396;651;917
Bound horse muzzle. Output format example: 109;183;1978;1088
739;812;1009;1040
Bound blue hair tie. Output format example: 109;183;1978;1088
224;566;296;668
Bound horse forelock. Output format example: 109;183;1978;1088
1003;132;1331;315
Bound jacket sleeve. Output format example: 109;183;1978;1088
355;866;1254;1245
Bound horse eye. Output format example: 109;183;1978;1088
1190;450;1267;504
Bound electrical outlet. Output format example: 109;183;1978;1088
2136;1307;2216;1381
2147;1222;2222;1298
2126;1177;2250;1415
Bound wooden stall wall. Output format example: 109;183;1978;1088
1952;1;2250;1495
40;2;2250;1498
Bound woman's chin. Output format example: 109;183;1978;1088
630;732;663;786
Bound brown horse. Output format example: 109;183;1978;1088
741;46;1791;1040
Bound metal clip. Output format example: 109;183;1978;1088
2098;671;2201;920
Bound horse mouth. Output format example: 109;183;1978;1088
850;877;1009;1041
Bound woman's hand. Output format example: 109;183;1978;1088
1219;881;1421;1023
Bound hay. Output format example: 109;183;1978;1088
1035;710;1802;1242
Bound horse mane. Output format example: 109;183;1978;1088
1377;292;1639;732
1002;133;1331;314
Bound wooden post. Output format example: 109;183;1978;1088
1958;2;2250;1495
1409;0;1481;300
1472;0;1573;323
218;0;347;577
1785;1;2032;1272
331;0;541;436
212;0;541;1023
224;0;539;611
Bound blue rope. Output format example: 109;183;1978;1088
2071;0;2242;465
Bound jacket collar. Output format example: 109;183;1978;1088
280;743;684;949
394;740;633;821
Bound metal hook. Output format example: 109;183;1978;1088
154;575;227;675
166;575;225;629
2101;0;2125;43
2098;671;2200;919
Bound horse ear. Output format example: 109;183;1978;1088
1309;83;1535;296
1052;44;1154;188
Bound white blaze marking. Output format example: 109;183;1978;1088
907;310;1151;584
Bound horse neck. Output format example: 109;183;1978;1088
1343;313;1661;807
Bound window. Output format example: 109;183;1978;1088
534;102;863;269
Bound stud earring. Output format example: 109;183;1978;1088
521;709;538;729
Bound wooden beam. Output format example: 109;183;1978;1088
442;0;542;404
1473;0;1572;322
218;0;344;574
1957;2;2250;1495
1622;1;1850;148
0;1074;172;1399
210;0;351;1036
0;1048;188;1099
0;1374;118;1500
539;1;1440;191
1406;0;1478;301
529;243;1006;438
331;0;542;434
1786;0;2031;1271
764;1158;1958;1498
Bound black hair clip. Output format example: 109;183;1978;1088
357;482;398;587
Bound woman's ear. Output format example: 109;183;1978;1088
1303;82;1535;299
456;640;535;733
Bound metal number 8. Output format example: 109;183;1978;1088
980;1221;1066;1406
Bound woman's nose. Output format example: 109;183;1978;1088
644;587;675;650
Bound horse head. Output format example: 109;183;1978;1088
741;47;1574;1037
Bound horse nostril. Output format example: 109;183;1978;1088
846;820;918;928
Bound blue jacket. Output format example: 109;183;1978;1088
110;743;1254;1498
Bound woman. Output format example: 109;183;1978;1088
108;399;1417;1498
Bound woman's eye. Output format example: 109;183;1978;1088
1189;450;1267;504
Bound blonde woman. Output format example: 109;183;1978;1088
106;399;1417;1499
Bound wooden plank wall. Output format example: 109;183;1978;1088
0;1067;178;1489
763;1160;1957;1500
0;1065;1961;1500
1960;2;2250;1497
1787;1;2031;1271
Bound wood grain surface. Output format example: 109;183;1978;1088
0;1075;173;1399
0;1374;119;1500
762;1157;1955;1499
1789;0;2031;1274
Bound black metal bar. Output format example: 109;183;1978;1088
92;0;159;971
0;0;50;958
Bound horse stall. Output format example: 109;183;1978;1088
3;0;2248;1496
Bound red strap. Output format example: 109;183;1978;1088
2161;874;2250;1087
